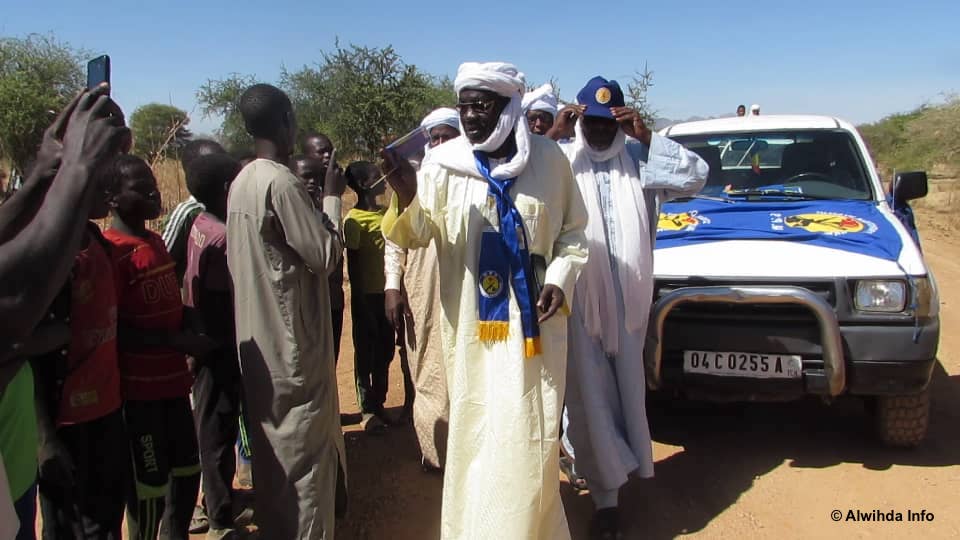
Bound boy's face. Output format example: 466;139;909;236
360;171;387;198
293;157;325;198
112;166;162;221
304;136;333;167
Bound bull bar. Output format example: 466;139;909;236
644;286;846;396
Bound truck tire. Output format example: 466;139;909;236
873;389;930;448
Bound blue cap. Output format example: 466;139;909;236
576;76;625;119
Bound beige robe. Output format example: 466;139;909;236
382;135;588;540
227;159;346;540
384;238;448;468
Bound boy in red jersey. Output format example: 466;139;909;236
102;155;214;540
31;186;128;539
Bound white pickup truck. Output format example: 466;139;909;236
648;115;939;447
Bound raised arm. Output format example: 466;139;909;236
641;133;709;200
272;174;343;276
0;86;129;343
380;152;442;250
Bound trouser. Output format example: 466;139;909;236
192;354;241;530
14;483;36;540
352;292;395;413
123;397;201;540
332;304;344;366
39;410;128;539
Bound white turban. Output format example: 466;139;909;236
420;107;460;132
453;61;530;180
521;83;558;116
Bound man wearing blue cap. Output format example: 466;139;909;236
548;76;708;539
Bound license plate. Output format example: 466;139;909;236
683;351;802;379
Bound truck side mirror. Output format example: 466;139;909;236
893;171;928;203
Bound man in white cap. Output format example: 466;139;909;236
383;107;460;470
548;76;707;539
522;83;559;136
751;103;760;115
420;107;460;155
382;62;588;540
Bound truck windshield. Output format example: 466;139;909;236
672;129;874;201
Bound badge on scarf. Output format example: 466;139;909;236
474;154;543;358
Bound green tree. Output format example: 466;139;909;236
625;64;657;129
282;42;455;159
196;73;257;154
0;34;85;172
129;103;191;164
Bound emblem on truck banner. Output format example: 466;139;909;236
785;212;877;235
658;210;710;232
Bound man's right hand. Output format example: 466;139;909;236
546;104;585;141
60;84;129;171
38;437;76;490
323;148;347;197
385;288;416;350
379;149;418;209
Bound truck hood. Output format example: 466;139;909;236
653;200;928;279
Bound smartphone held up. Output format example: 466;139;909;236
86;55;111;93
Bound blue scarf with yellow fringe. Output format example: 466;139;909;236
474;152;541;358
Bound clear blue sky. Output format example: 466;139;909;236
2;0;957;135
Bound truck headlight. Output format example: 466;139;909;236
854;280;906;312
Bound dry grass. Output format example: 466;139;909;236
150;158;361;232
151;158;188;231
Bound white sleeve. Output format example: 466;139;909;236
384;238;406;291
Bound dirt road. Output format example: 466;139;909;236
329;211;960;540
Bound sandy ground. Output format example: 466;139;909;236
326;210;960;540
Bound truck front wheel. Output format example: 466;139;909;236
871;389;930;448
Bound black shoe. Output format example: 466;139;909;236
589;507;622;540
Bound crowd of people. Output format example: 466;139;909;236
0;60;708;540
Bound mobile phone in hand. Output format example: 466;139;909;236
86;55;111;93
385;127;428;163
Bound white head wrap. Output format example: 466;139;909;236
453;61;530;180
419;107;460;164
521;83;558;117
420;107;460;132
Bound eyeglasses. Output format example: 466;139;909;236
455;99;498;114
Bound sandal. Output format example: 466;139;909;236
190;505;209;534
559;456;588;491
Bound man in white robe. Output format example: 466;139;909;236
548;76;707;539
381;62;588;540
226;84;347;540
521;83;559;136
383;107;460;470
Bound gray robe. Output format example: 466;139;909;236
227;159;347;540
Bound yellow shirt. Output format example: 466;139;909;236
343;207;387;295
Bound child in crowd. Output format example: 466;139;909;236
31;184;128;539
102;155;214;540
343;161;395;430
160;140;227;284
291;154;346;365
182;153;250;540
